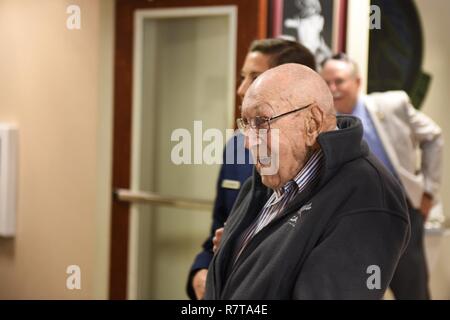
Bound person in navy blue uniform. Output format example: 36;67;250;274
187;38;316;300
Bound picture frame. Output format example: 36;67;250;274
269;0;348;65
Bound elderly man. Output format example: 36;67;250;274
187;39;316;300
204;64;410;300
321;54;443;299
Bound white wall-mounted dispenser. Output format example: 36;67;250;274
0;123;18;237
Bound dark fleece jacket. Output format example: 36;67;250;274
204;116;410;300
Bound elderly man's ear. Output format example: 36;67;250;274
304;104;324;148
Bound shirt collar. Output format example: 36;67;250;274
350;96;366;117
274;149;324;198
336;96;364;116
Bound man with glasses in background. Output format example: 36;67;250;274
321;53;444;299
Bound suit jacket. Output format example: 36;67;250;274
363;91;443;208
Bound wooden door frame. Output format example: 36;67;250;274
110;0;267;300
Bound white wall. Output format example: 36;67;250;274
346;0;371;94
415;0;450;223
415;0;450;299
0;0;114;299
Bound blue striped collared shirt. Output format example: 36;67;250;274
233;149;324;263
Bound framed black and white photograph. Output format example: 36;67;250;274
270;0;348;65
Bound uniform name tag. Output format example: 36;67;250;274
221;179;241;190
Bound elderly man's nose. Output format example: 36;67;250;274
245;129;259;149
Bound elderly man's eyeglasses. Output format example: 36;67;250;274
236;103;313;135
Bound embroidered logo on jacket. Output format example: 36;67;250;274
288;203;312;227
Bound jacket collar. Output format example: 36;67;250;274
317;115;368;184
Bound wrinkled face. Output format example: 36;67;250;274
320;60;360;114
237;51;271;102
241;89;311;190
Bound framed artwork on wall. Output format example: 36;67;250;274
269;0;348;65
